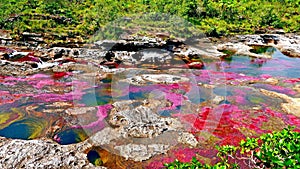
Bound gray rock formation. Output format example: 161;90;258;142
0;137;106;169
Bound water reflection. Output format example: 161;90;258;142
215;47;300;78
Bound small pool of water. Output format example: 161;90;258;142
214;47;300;78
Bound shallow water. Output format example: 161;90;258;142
0;45;300;168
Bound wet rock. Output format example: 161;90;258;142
22;32;42;37
48;47;73;58
41;102;73;114
53;63;101;74
236;34;265;46
0;137;106;169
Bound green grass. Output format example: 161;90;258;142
0;0;300;43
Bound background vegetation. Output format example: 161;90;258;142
0;0;300;41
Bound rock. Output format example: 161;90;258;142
187;61;204;69
260;34;280;44
275;35;300;57
198;82;215;89
237;35;265;46
66;107;97;115
21;32;44;43
178;132;198;147
264;78;279;85
293;84;300;93
0;47;15;59
0;137;106;169
269;29;285;34
114;144;169;161
280;46;300;58
212;95;225;104
260;89;300;117
124;74;190;86
6;52;40;63
217;43;272;59
109;101;182;138
77;100;185;161
0;60;37;76
188;38;226;58
234;34;300;58
89;127;121;145
155;32;170;40
22;32;42;37
0;30;12;41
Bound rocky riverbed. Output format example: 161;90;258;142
0;33;300;168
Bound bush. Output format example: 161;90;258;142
165;126;300;169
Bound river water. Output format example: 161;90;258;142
0;44;299;168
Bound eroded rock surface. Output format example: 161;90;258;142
114;144;170;161
0;137;105;169
82;99;199;162
109;100;182;138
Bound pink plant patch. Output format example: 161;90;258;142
254;84;297;96
283;78;300;84
72;104;112;129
